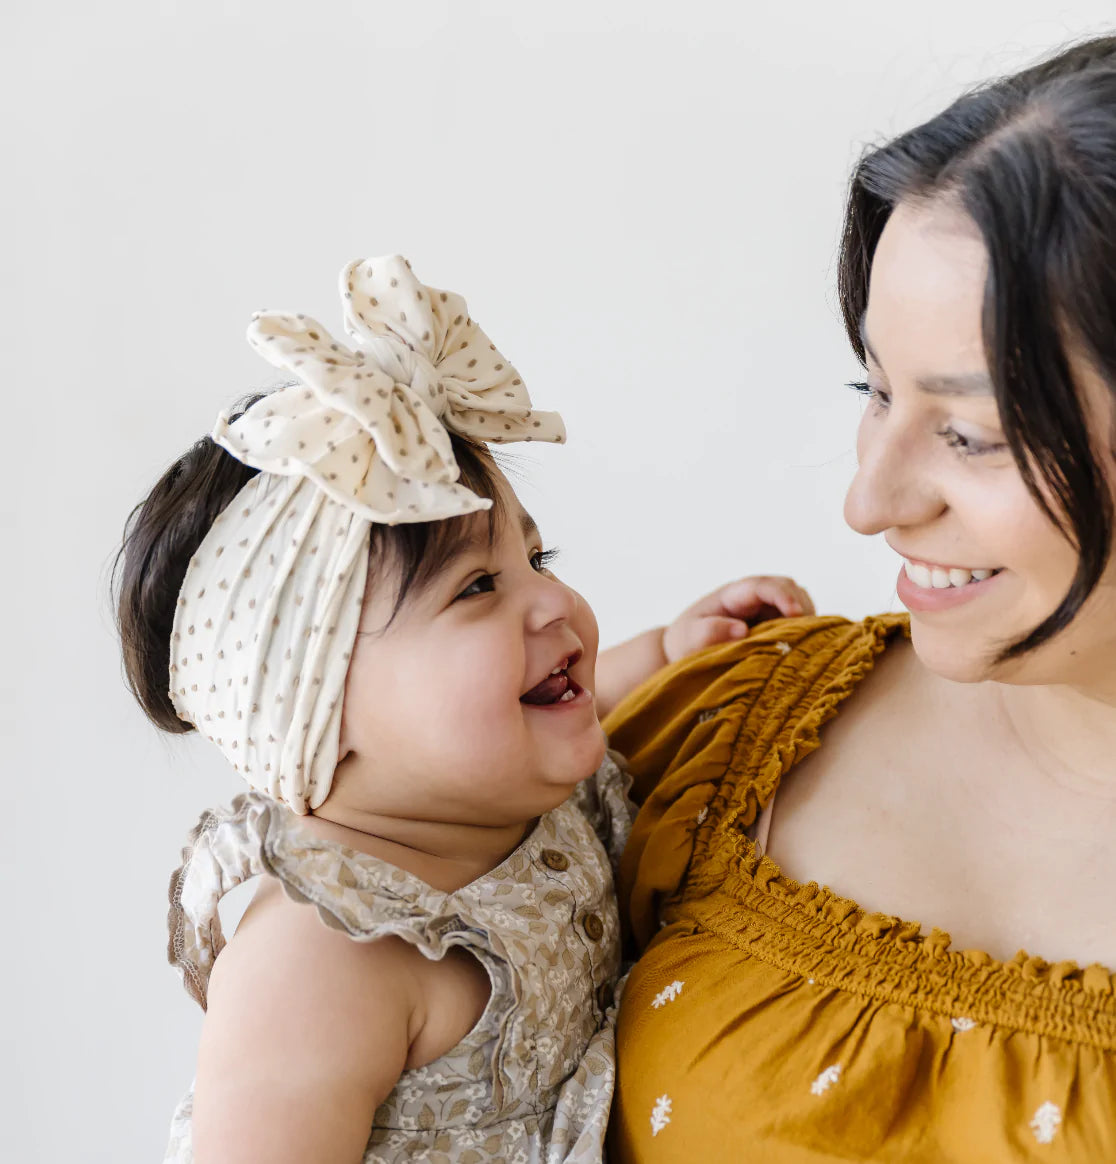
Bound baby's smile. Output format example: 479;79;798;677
520;649;585;706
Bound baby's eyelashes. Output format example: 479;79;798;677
455;573;499;601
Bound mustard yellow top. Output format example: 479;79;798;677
603;614;1116;1163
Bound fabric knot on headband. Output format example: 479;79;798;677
217;255;565;523
169;256;565;813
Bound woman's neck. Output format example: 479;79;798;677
993;678;1116;801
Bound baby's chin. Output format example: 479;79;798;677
543;731;609;795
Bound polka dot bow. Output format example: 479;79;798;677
215;255;565;523
169;257;565;813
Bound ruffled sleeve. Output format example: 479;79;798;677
602;615;909;950
167;794;272;1009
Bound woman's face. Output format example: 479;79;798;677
844;198;1116;689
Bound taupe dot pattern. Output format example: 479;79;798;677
171;254;567;812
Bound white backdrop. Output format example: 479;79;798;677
5;2;1114;1160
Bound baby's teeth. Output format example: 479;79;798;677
905;561;933;588
971;569;992;581
931;568;951;589
558;689;576;702
948;568;973;587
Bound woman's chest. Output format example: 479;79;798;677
764;683;1116;968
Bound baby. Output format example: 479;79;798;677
115;256;811;1162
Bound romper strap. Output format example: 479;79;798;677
167;794;272;1010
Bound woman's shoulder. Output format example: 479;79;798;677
604;613;907;802
604;613;908;948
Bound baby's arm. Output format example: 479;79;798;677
595;575;813;717
192;883;418;1164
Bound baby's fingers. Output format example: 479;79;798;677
718;576;815;621
665;615;750;661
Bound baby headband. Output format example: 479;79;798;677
168;256;565;812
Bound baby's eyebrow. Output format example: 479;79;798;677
519;510;540;541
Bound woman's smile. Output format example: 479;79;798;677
895;557;1006;612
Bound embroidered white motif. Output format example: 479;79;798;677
1030;1102;1062;1144
807;978;816;986
775;641;792;655
652;981;685;1009
951;1017;977;1032
650;1094;673;1136
811;1065;842;1096
696;807;708;825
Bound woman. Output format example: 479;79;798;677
605;36;1116;1162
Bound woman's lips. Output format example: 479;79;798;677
896;561;1005;612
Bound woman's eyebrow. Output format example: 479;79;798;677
859;314;993;396
915;371;994;396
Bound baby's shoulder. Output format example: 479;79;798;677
211;875;422;1023
195;879;418;1132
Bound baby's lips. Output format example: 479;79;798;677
520;673;571;705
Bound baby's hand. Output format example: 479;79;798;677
595;576;815;720
662;576;815;662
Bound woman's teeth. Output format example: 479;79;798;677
904;560;998;589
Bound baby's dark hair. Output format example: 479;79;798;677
114;393;506;735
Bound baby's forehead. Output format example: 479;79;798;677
457;501;540;552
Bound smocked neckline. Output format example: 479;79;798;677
687;612;1116;1043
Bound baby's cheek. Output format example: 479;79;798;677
572;590;600;660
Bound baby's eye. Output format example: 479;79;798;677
455;573;497;601
531;548;559;572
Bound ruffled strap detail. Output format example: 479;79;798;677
260;808;497;967
167;792;479;1011
167;794;271;1009
603;614;909;950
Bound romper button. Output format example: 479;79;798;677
597;981;613;1010
583;912;604;941
541;849;569;871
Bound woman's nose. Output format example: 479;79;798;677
844;414;944;536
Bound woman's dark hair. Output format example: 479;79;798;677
114;394;506;734
838;35;1116;659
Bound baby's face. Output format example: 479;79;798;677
331;472;604;826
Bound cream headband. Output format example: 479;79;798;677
168;256;565;813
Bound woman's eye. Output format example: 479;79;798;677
455;573;497;601
531;548;560;573
847;380;891;409
938;427;1008;457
